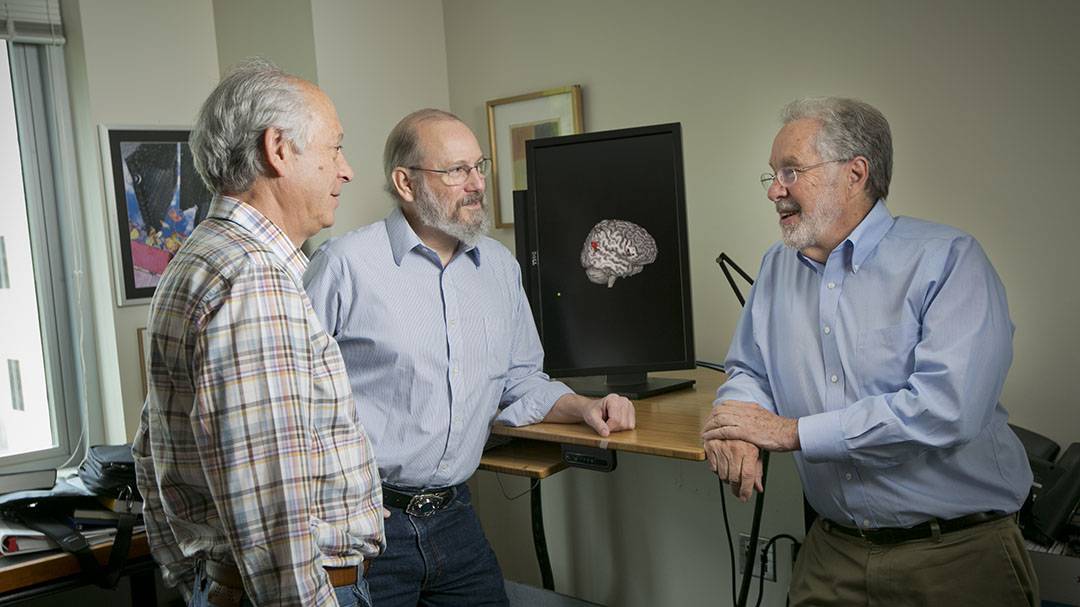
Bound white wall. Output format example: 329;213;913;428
443;0;1080;604
61;0;221;442
308;0;451;246
61;0;451;442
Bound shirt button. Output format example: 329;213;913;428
453;368;460;375
845;473;852;481
830;374;838;383
863;518;871;528
449;320;456;327
824;326;831;335
827;282;836;289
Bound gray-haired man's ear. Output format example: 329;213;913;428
392;167;417;203
262;127;291;178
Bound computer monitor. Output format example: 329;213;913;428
517;122;694;398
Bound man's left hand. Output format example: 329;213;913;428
701;400;800;452
582;393;636;437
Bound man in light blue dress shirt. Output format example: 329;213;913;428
303;109;636;607
701;98;1037;605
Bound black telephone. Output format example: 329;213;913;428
1011;424;1080;547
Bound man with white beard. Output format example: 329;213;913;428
700;97;1037;605
303;109;635;606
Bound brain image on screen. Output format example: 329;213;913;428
580;219;658;288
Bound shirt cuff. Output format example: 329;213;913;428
797;410;848;463
495;380;574;427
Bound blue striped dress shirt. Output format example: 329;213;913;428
716;201;1032;528
303;207;571;489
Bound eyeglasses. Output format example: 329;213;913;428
759;159;849;190
409;157;491;186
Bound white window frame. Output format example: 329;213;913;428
0;39;94;473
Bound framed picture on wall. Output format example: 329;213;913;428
485;85;583;228
100;126;213;306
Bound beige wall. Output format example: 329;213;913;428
211;0;319;82
444;0;1080;604
53;0;1080;604
444;0;1080;446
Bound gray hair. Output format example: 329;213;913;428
190;57;315;195
383;108;463;200
780;97;893;202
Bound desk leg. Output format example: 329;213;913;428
531;480;554;591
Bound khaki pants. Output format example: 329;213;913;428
789;516;1038;606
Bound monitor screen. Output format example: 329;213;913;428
522;123;693;384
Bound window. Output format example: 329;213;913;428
0;11;86;471
1;44;52;457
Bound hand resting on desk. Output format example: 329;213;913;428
543;392;636;437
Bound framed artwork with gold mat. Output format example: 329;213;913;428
485;85;583;227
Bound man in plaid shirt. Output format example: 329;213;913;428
132;58;384;607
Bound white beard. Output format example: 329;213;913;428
413;179;491;247
779;190;844;252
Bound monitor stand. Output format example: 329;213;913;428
560;372;695;399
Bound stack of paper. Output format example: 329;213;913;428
0;519;136;557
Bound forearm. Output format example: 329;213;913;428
542;392;592;423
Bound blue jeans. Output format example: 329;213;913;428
188;562;372;607
368;483;508;607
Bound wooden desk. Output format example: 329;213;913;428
490;367;723;460
0;532;156;605
478;440;566;479
478;367;723;591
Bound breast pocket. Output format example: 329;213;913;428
855;322;921;395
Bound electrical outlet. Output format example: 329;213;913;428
737;533;777;582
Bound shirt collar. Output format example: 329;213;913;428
385;205;482;267
208;195;309;283
795;199;892;274
845;199;893;272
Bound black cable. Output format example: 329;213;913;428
754;533;801;607
718;477;738;606
736;451;770;607
696;360;726;373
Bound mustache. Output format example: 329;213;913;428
458;192;485;209
775;201;800;214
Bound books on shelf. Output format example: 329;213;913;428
0;519;140;557
0;469;57;495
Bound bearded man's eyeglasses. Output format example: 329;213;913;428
759;159;849;190
409;158;491;186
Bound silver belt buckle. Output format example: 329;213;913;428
406;492;446;517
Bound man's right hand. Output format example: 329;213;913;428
704;439;762;502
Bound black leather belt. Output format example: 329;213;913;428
822;512;1011;545
382;484;460;517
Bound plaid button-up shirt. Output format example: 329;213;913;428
133;196;384;606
